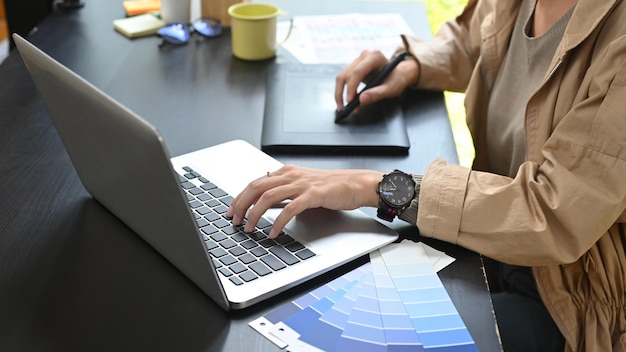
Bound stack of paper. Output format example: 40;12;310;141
250;241;477;352
113;13;165;39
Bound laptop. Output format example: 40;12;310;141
13;34;398;310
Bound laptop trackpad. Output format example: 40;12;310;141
264;207;397;252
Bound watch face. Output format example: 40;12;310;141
379;172;415;208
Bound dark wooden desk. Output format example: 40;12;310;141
0;1;501;351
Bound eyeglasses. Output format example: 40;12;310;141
157;17;222;47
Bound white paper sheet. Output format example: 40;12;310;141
277;13;414;64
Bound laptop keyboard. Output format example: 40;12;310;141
177;166;316;286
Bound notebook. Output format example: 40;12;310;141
113;13;165;39
262;63;410;155
14;34;398;310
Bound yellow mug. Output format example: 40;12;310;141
228;3;292;61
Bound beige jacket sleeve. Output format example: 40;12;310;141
400;0;483;93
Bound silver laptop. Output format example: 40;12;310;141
14;33;398;310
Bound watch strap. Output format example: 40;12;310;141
377;204;399;222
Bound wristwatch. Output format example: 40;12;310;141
376;169;416;221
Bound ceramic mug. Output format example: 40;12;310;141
160;0;191;24
227;3;292;61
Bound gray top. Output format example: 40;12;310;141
487;0;573;177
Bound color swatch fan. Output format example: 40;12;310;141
250;241;477;351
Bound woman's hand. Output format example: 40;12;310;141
226;165;384;238
335;50;420;111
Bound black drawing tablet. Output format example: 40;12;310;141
261;64;410;155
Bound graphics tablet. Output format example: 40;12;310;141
262;64;410;155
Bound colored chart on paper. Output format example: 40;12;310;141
249;241;477;352
377;244;477;352
277;13;414;65
249;262;373;349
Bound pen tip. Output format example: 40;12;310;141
334;112;347;124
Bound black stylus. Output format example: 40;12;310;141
335;51;408;123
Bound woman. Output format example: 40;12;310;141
227;0;626;350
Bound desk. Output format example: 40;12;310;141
0;1;501;351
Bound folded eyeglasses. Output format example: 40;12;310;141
157;17;222;47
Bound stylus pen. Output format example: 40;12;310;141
335;51;408;123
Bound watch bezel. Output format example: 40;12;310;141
377;169;416;210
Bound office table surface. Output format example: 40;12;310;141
0;1;501;351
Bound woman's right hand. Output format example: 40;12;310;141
226;165;384;239
334;50;420;111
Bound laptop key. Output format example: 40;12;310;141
231;232;247;242
203;211;220;222
229;246;246;257
213;205;228;214
269;246;300;265
209;188;227;198
181;181;195;189
209;248;228;258
249;261;272;276
196;218;209;228
262;228;284;237
248;230;266;241
275;234;295;245
204;240;218;251
219;238;237;249
204;199;221;207
285;241;305;252
201;182;217;191
229;276;243;286
259;238;277;248
239;270;258;282
229;262;247;274
189;187;204;195
219;255;238;266
221;225;239;236
261;255;286;271
213;218;230;228
200;224;219;236
196;206;211;215
239;253;257;264
220;195;234;206
241;240;259;250
209;232;227;242
295;248;316;260
197;193;211;202
250;247;267;257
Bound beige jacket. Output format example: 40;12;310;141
403;0;626;350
